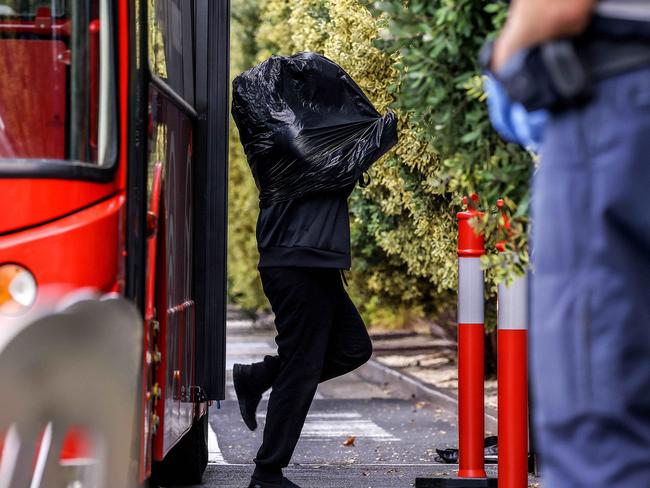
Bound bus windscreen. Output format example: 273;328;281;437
0;1;66;17
0;0;116;167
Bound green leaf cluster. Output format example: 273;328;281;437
228;0;532;324
228;0;267;311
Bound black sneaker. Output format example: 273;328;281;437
233;363;262;431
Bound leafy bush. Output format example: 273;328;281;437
228;0;531;325
228;0;267;311
370;0;531;290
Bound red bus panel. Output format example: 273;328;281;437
148;87;196;460
0;179;118;235
0;193;125;298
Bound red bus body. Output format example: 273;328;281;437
0;0;230;483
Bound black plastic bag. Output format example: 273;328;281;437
435;436;499;464
231;52;398;207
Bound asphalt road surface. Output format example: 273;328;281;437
193;316;486;488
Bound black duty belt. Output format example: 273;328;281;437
482;36;650;111
579;38;650;81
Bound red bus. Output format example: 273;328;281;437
0;0;230;484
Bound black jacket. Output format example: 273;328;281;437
256;190;352;269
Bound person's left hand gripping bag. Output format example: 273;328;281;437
231;52;398;207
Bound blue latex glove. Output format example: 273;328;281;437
484;72;549;154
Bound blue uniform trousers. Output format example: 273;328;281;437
532;66;650;487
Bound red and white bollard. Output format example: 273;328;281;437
497;201;529;488
456;195;488;481
497;268;529;487
416;195;497;487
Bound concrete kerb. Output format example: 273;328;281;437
357;357;498;433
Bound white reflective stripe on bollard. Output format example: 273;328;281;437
458;257;484;324
497;272;528;331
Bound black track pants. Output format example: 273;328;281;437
251;267;372;481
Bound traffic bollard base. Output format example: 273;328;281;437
414;477;497;488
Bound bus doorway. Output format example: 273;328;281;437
127;0;231;483
0;0;230;485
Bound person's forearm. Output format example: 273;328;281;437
492;0;596;71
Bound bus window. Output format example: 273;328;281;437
0;1;65;17
148;0;195;107
0;0;116;166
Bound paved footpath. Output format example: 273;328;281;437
193;312;539;488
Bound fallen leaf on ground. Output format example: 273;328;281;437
343;436;356;447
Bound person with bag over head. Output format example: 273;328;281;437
230;52;398;488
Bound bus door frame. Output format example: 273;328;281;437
124;0;229;468
193;0;230;403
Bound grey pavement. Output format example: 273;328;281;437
194;310;541;488
200;465;498;488
200;311;468;488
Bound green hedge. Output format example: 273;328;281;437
228;0;531;326
228;0;267;311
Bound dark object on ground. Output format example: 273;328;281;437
233;363;263;431
483;435;498;463
434;436;499;465
434;447;458;465
150;409;208;485
231;52;398;207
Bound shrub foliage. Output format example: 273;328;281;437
228;0;531;326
